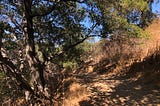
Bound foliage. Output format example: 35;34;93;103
86;0;154;38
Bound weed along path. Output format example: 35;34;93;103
69;19;160;106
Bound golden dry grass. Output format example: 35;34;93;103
62;83;90;106
67;18;160;106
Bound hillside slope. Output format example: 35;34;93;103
143;18;160;56
64;19;160;106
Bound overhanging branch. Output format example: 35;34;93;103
60;0;84;3
64;36;89;51
52;22;100;58
0;55;34;93
32;0;84;17
65;21;100;50
32;5;56;17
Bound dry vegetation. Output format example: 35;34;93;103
63;19;160;106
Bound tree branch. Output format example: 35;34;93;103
32;0;84;17
64;37;89;51
65;21;100;49
52;22;99;58
32;4;56;17
0;55;34;93
60;0;84;3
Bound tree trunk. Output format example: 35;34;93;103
0;23;4;48
22;0;45;91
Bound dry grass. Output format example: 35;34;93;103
62;83;90;106
61;18;160;106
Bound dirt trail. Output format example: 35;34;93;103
78;73;160;106
76;19;160;106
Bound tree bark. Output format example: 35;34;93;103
0;23;4;48
22;0;45;91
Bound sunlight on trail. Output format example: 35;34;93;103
77;19;160;106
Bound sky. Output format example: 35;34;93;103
152;1;160;15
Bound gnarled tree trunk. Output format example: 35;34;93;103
22;0;45;92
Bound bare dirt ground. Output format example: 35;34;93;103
77;72;160;106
